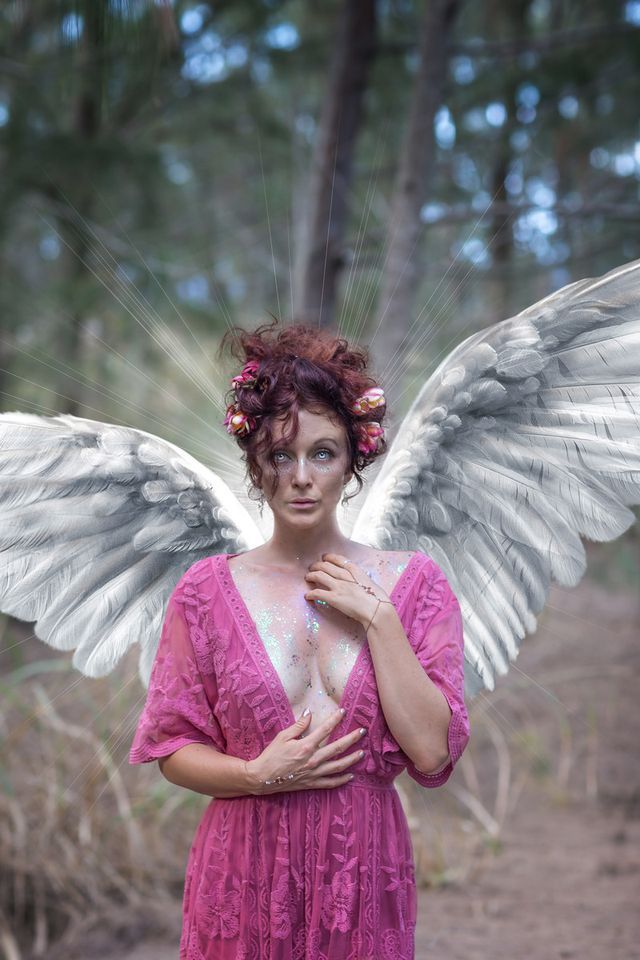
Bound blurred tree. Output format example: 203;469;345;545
293;0;377;327
0;0;637;425
372;0;461;408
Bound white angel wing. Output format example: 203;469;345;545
0;412;264;685
351;258;640;696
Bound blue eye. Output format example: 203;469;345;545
316;449;332;460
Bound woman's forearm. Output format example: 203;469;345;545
365;603;452;773
159;743;261;798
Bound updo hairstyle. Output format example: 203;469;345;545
217;318;388;505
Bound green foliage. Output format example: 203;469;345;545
0;0;638;425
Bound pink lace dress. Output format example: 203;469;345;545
129;550;470;960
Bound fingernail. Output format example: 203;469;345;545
302;707;311;717
340;708;346;715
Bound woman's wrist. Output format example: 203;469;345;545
363;598;400;638
244;757;266;795
361;593;395;633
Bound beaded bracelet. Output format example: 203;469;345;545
245;759;300;790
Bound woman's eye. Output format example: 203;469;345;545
316;449;332;460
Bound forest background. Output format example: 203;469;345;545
1;1;639;958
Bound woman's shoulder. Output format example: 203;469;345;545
171;553;225;596
360;545;432;570
368;548;455;598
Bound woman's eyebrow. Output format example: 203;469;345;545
274;437;339;448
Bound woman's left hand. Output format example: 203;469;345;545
303;553;391;627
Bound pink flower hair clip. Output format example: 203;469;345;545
224;403;257;437
352;386;386;456
231;360;260;390
225;360;263;437
351;386;386;416
356;421;385;456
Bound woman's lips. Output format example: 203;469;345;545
289;499;317;508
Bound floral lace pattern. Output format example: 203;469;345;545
129;551;470;958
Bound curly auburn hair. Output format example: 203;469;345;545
216;317;388;505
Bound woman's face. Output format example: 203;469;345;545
259;406;352;527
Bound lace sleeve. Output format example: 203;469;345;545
382;561;470;788
128;579;227;764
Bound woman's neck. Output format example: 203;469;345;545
263;523;354;569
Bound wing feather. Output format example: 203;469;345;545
0;412;263;684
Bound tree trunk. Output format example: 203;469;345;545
372;0;460;414
0;0;34;411
485;118;513;323
485;0;529;324
56;1;105;416
294;0;377;327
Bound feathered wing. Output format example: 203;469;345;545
350;258;640;697
0;413;264;685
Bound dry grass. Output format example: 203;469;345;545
0;644;193;958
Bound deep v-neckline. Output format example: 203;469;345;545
217;550;424;743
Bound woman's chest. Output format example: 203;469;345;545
221;554;413;730
228;570;366;725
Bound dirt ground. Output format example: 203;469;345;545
92;567;640;960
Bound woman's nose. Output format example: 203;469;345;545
293;458;312;483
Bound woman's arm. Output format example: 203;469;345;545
159;743;260;799
366;603;452;773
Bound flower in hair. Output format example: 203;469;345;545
352;386;386;416
224;403;256;437
231;360;260;390
356;421;385;456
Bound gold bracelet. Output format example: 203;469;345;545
364;592;395;634
342;571;395;634
365;598;381;633
245;758;298;788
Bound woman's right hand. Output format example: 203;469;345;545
245;709;366;794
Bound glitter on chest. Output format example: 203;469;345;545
230;556;411;712
252;594;360;705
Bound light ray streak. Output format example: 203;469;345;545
40;188;225;401
37;210;224;412
55;680;148;804
377;137;552;382
258;134;282;322
338;128;388;342
472;690;566;771
58;181;224;378
0;371;242;483
386;205;528;403
380;188;504;386
0;335;237;472
318;122;340;329
34;183;224;404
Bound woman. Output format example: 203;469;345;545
128;320;471;960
